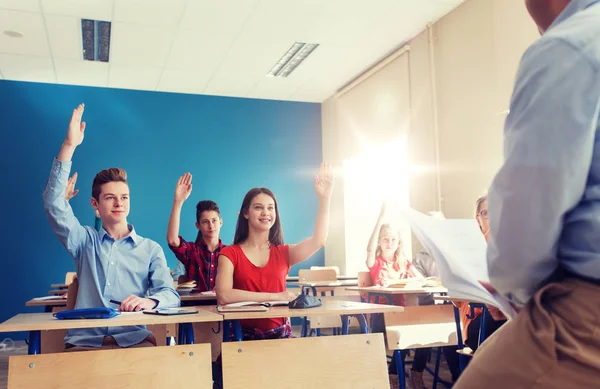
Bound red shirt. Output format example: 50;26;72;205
220;244;290;331
169;236;224;292
368;256;412;306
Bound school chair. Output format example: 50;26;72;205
299;269;340;336
64;272;77;286
40;277;80;353
384;305;458;389
221;333;390;389
310;265;340;276
8;344;212;389
452;303;490;372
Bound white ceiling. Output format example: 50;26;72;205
0;0;464;103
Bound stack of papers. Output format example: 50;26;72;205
400;208;516;318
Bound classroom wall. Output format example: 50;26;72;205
0;80;322;335
321;0;539;271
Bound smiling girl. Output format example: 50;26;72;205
216;163;334;340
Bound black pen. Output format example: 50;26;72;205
109;299;121;305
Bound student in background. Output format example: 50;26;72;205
216;163;333;340
167;173;224;292
172;261;187;284
43;104;179;351
366;202;422;385
456;196;506;353
366;201;422;301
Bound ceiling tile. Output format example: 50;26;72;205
164;29;234;70
108;64;162;90
0;0;40;12
0;9;49;56
114;0;186;26
109;22;176;66
0;53;55;82
41;0;114;21
54;59;108;87
179;0;258;32
45;15;81;60
157;68;211;94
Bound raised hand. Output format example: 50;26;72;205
379;199;389;218
64;104;86;147
314;162;334;199
65;172;79;201
174;173;193;204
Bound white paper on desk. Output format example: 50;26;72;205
400;208;517;319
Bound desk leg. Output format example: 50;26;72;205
223;321;231;343
453;306;466;372
341;315;349;335
301;316;308;337
356;314;368;334
478;307;489;346
183;323;195;344
394;350;406;389
232;320;242;342
177;324;186;345
28;330;41;355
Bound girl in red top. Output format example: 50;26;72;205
366;201;422;305
216;163;334;340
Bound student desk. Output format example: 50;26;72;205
47;289;68;296
180;293;218;306
25;298;67;312
346;286;448;306
50;283;68;289
286;275;358;282
0;308;223;355
207;300;404;342
292;280;359;296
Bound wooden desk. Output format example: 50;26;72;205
180;293;217;305
433;296;483;304
26;298;67;310
286;275;357;282
0;308;222;355
345;286;448;306
293;280;359;288
207;300;404;341
47;289;68;296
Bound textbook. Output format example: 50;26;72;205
400;208;517;319
216;301;288;312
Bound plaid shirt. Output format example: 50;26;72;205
238;320;294;341
168;236;223;292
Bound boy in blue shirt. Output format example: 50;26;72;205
43;104;180;350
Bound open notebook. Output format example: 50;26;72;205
400;207;517;319
216;301;288;312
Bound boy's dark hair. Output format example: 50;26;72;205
196;200;221;222
92;168;128;200
195;200;221;244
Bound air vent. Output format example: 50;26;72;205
81;19;111;62
267;42;319;78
